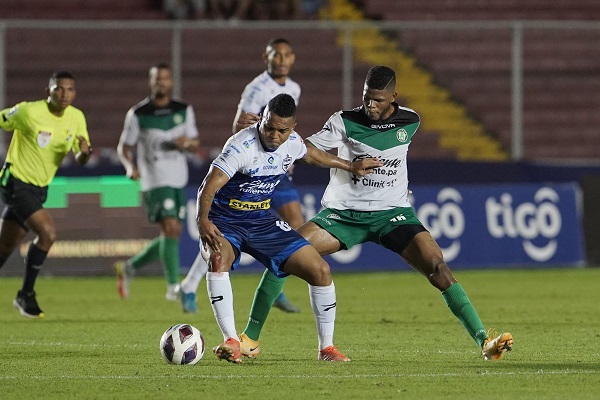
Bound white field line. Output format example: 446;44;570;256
0;370;599;381
5;340;600;358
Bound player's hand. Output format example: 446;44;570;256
236;112;260;131
350;158;383;176
77;135;92;154
173;136;196;151
126;165;140;181
198;218;225;253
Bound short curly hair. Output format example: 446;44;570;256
266;93;296;118
365;65;396;91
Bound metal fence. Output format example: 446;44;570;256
0;19;598;161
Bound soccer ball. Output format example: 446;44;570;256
159;324;205;365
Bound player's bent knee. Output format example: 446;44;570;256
38;227;57;246
428;262;455;291
209;252;225;272
309;258;332;286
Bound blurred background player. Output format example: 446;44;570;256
238;65;513;362
0;71;92;318
115;63;200;301
177;37;302;313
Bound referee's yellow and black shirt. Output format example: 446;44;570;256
0;100;90;187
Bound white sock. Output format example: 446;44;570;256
125;260;136;276
309;282;336;350
180;252;209;293
206;272;237;341
166;283;177;293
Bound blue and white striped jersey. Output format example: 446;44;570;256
210;124;307;220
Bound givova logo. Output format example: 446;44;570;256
485;187;561;261
415;188;464;262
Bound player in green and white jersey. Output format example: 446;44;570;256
115;63;200;302
0;71;93;318
239;65;513;361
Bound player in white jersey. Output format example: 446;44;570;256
239;66;513;362
199;94;381;363
178;38;302;314
115;63;200;302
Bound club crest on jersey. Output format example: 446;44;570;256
243;137;256;148
37;131;51;148
396;128;408;142
282;155;293;171
245;167;259;176
7;106;18;117
173;114;183;125
163;198;175;210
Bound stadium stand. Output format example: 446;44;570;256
1;0;599;160
180;28;347;149
0;0;165;20
361;0;600;160
364;0;600;21
2;25;348;152
4;27;171;150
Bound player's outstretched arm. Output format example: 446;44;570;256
301;145;382;176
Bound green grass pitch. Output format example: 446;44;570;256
1;267;599;399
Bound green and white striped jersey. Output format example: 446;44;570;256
306;103;420;211
119;98;199;191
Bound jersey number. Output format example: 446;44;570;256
276;220;292;232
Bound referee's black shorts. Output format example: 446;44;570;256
0;172;48;229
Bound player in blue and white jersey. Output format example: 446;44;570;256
178;38;302;314
198;94;382;363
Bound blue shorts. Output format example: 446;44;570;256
271;175;300;210
211;213;309;278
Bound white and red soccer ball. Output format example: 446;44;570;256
159;324;205;365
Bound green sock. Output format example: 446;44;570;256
160;237;180;285
243;270;287;341
442;283;487;347
130;237;161;270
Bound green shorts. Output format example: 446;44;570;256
311;207;424;250
143;186;186;223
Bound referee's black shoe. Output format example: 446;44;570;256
13;290;45;318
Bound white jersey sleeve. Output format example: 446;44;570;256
238;81;268;115
119;108;140;146
212;135;249;178
184;105;200;139
236;71;301;115
306;111;346;151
